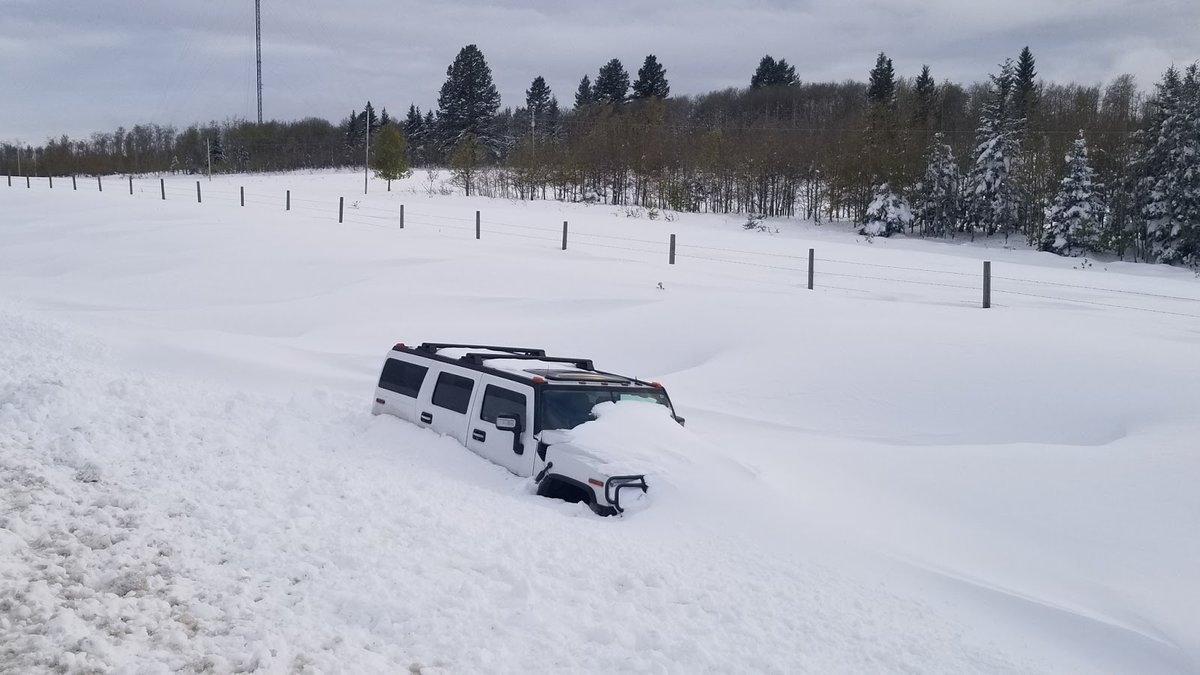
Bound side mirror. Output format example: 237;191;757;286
674;416;686;427
536;429;571;445
495;415;521;432
495;415;524;455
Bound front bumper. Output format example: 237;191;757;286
603;474;648;514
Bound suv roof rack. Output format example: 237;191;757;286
415;343;546;357
459;353;595;370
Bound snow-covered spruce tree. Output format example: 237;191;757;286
965;60;1022;240
436;44;502;156
913;134;961;237
1134;64;1200;265
1041;132;1104;255
859;183;913;237
208;135;225;167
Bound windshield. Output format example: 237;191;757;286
540;388;672;431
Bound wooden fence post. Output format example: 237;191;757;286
562;221;568;250
26;176;30;188
338;197;344;223
129;176;133;195
240;186;244;206
669;234;676;264
196;180;201;203
475;210;481;239
160;178;165;200
72;175;77;190
983;261;992;309
400;204;404;229
48;175;53;189
286;190;290;211
808;248;815;290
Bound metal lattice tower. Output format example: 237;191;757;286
255;0;263;124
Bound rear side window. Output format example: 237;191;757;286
432;372;475;414
480;386;527;425
378;359;428;398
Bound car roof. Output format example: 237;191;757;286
391;342;660;389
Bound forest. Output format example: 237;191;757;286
2;46;1198;265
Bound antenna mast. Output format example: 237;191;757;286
255;0;263;124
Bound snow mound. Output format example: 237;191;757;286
561;401;694;475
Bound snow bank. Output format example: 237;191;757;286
2;172;1198;673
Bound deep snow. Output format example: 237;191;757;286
2;171;1198;674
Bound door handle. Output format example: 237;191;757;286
472;429;486;442
419;412;433;424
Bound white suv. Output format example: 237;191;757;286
371;343;684;515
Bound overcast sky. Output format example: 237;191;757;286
3;0;1198;142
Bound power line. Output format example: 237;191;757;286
255;0;263;125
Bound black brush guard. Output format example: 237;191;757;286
605;474;649;514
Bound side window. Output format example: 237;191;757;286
480;385;527;425
379;358;428;398
431;372;474;414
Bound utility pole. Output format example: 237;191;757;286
364;116;370;194
255;0;263;124
206;137;212;180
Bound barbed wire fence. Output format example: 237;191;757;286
6;173;1200;320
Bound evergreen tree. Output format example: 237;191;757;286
594;59;631;104
344;109;360;147
404;104;423;135
574;75;595;109
864;52;899;186
965;60;1022;238
546;97;562;141
912;65;936;128
750;55;798;88
437;44;502;154
1134;64;1200;264
526;76;552;136
371;124;413;191
420;109;442;164
362;101;380;136
913;134;961;237
379;108;392;129
866;52;896;106
403;105;426;166
1042;132;1104;255
859;183;914;237
208;135;225;166
1012;47;1038;127
632;54;670;99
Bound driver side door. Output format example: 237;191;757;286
465;377;536;477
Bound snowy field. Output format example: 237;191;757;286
2;170;1199;674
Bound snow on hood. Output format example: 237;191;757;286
546;400;695;479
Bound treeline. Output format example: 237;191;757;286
0;118;369;177
3;46;1198;264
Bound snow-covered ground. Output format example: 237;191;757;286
2;170;1198;674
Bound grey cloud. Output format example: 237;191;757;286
1;0;1197;141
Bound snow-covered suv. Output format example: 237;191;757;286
371;343;684;515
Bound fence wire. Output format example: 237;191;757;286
9;175;1199;320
